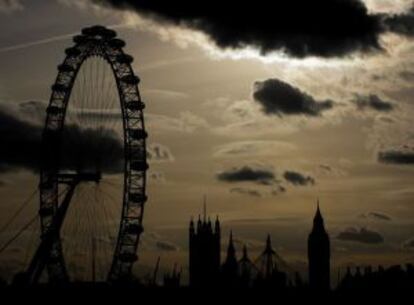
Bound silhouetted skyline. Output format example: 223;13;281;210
0;1;414;294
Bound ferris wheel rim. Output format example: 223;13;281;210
38;25;148;283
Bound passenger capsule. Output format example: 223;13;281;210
130;161;149;171
128;129;148;140
51;83;69;93
125;101;145;111
101;28;116;39
116;54;134;64
73;35;88;44
119;252;138;263
126;224;144;235
108;38;126;48
46;106;62;115
121;74;140;85
58;64;75;73
81;26;97;36
65;47;81;57
129;193;148;203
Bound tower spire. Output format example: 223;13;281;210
314;199;324;226
263;234;275;278
203;195;207;223
225;230;236;261
214;215;220;234
265;234;274;253
308;198;331;291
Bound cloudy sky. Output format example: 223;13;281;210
1;0;414;284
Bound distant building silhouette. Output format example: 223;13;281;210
163;264;181;288
220;231;239;287
337;264;414;292
189;202;220;287
254;235;287;289
187;199;335;290
188;201;292;289
238;245;257;288
308;201;330;291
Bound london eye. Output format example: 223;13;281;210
18;25;148;284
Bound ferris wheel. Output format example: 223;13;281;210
21;25;148;284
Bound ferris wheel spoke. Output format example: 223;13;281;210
97;186;121;226
77;188;93;280
98;184;122;212
100;190;116;244
62;186;84;268
97;187;115;242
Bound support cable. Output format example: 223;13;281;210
0;215;38;255
0;189;37;235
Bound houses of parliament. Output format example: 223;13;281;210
187;202;329;290
184;201;414;292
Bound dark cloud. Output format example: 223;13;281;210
378;148;414;165
18;100;48;117
383;7;414;37
230;187;262;197
0;101;180;173
230;184;287;197
337;227;384;244
217;165;290;196
0;102;127;173
217;165;314;191
60;125;124;173
0;105;41;171
216;165;275;184
253;79;334;117
283;171;315;186
93;0;385;58
353;94;394;112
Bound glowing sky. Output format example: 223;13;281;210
1;0;414;283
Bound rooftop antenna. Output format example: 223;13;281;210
203;194;207;222
91;236;96;283
337;267;341;288
152;256;161;286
